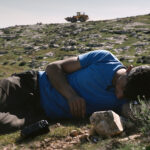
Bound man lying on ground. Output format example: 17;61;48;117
0;50;150;134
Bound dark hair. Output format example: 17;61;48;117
124;65;150;100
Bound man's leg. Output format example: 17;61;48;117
0;71;46;134
0;112;25;134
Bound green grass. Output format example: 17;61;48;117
0;119;90;149
0;117;149;150
130;98;150;134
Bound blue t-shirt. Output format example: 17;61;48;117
38;50;127;119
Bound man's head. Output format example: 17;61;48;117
124;65;150;101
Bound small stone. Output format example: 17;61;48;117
70;130;81;137
118;134;141;142
44;138;50;142
19;61;26;66
10;61;16;65
3;61;9;65
56;122;61;127
65;136;72;142
79;134;89;143
129;134;141;140
45;52;54;57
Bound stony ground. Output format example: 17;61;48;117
0;120;149;150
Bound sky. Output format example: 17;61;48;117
0;0;150;28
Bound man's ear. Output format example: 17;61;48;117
126;65;133;73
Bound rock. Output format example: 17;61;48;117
128;59;134;63
3;61;9;65
35;56;43;60
78;46;91;53
119;55;135;62
28;60;39;68
61;46;77;51
0;51;8;55
19;61;26;66
45;52;54;57
33;46;40;51
119;57;125;61
118;134;141;142
79;134;89;143
132;42;149;47
90;110;124;137
17;56;23;61
110;30;128;34
88;34;101;39
24;44;34;50
0;35;17;40
113;35;127;44
136;56;150;64
122;46;130;50
100;29;109;32
70;130;82;137
86;43;103;47
39;45;48;50
10;61;16;65
13;50;22;55
72;28;83;35
65;136;72;142
63;39;77;46
135;47;147;55
49;39;57;44
49;44;59;48
103;45;114;50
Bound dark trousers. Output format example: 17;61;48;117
0;70;46;134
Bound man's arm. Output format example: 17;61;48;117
45;57;86;118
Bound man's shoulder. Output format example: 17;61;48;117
89;50;118;62
87;50;115;59
88;49;111;55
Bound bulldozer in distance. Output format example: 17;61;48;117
65;12;89;23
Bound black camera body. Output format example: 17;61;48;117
21;120;49;138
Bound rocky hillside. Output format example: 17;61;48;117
0;14;150;78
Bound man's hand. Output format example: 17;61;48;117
67;96;86;118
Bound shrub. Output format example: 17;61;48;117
130;97;150;134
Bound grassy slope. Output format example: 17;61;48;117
0;14;150;149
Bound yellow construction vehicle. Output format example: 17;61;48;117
65;12;89;23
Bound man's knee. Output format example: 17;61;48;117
0;112;25;134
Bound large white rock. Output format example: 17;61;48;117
90;110;124;137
